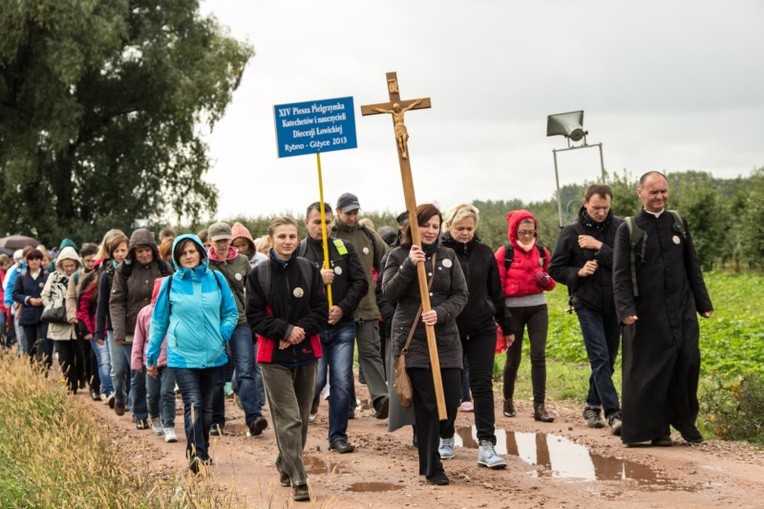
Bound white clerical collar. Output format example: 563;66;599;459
644;209;664;218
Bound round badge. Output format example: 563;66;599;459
334;266;343;275
362;247;370;255
672;235;681;245
39;282;44;288
293;287;304;298
442;259;452;268
235;272;243;281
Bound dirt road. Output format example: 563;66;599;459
90;382;764;508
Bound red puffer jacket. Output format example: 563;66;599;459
494;209;555;298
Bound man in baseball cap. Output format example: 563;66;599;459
336;192;361;213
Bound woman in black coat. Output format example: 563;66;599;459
12;249;49;366
382;203;467;486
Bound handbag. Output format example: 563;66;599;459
394;253;436;408
41;302;67;324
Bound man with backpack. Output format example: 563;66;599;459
613;171;713;446
300;202;368;453
549;184;623;435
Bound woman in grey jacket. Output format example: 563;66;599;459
382;203;468;486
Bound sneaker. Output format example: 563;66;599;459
426;471;450;485
503;399;516;418
329;439;356;454
247;416;268;437
134;418;149;430
583;406;605;429
224;381;234;397
150;418;164;435
114;401;126;416
309;393;320;423
607;413;623;436
459;400;474;412
292;483;310;502
477;440;507;469
533;402;554;423
89;389;101;401
374;396;390;419
164;427;178;443
438;437;455;460
106;393;116;409
100;392;108;402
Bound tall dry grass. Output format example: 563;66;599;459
0;349;237;508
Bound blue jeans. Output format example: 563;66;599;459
314;321;355;444
92;338;114;396
229;323;263;425
131;366;148;420
146;366;176;427
172;365;223;461
576;305;621;417
108;332;132;407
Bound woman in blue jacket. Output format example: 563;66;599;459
146;234;238;474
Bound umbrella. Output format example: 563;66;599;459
0;235;39;250
0;247;13;257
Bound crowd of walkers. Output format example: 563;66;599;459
0;174;712;502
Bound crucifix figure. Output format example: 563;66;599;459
361;72;447;420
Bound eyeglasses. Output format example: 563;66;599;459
517;230;536;236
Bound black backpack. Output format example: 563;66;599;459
254;258;315;302
503;242;546;270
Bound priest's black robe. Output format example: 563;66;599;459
612;209;713;444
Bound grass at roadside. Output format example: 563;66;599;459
0;350;235;508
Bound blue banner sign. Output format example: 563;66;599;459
274;96;357;158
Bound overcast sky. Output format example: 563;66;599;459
198;0;764;219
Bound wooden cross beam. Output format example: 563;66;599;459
361;72;446;420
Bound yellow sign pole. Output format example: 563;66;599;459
316;151;333;308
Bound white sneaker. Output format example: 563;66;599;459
164;427;178;443
438;437;455;460
477;440;507;469
150;418;164;436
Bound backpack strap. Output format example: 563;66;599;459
297;239;308;258
503;243;513;270
668;210;687;239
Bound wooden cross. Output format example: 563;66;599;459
361;72;446;420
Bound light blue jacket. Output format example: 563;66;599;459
147;234;238;369
3;261;26;307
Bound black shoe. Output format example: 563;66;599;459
651;435;673;447
503;399;516;418
329;439;356;454
247;416;268;437
374;396;390;419
534;402;554;423
426;471;450;486
134;418;149;430
89;389;101;402
114;401;126;416
292;483;310;502
279;471;291;487
209;424;224;436
678;425;704;444
348;407;355;420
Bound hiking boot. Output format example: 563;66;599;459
292;483;310;502
150;417;164;435
438;437;455;460
583;406;605;429
247;416;268;437
134;418;149;430
503;399;516;418
607;413;623;436
651;435;673;447
374;396;390;419
534;402;554;423
426;471;450;485
164;427;178;443
477;440;507;469
329;439;356;454
114;401;126;416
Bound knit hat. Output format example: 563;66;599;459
208;222;232;241
231;222;256;255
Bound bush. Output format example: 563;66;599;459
700;373;764;446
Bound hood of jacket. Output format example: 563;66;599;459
55;246;82;272
506;209;537;247
126;228;160;265
59;238;78;251
151;276;165;304
171;234;209;277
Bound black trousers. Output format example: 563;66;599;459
408;367;461;478
56;340;79;393
503;304;549;404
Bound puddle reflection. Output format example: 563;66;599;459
304;455;345;475
455;426;692;490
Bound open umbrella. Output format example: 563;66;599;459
0;235;39;250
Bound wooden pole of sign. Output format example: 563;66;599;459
316;152;333;308
360;72;446;420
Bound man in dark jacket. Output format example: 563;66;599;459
549;184;623;435
299;203;368;453
613;171;713;446
109;228;173;424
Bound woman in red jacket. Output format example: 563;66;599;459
494;210;556;422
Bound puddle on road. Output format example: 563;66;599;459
455;426;694;491
346;482;404;493
304;455;346;475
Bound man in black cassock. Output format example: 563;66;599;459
613;171;713;446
